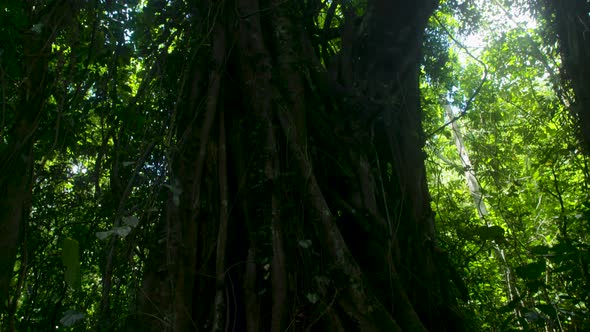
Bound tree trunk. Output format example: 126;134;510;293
136;0;465;330
544;0;590;151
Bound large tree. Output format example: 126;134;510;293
133;0;464;331
0;0;473;331
6;0;590;330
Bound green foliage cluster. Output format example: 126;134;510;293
423;1;590;330
1;0;169;329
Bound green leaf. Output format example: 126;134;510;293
96;225;133;241
164;181;183;207
122;215;139;227
553;263;575;273
536;304;556;319
474;225;505;241
96;231;113;241
61;238;81;290
306;293;319;304
60;309;85;327
525;280;545;293
113;226;132;237
298;239;312;249
523;311;540;322
515;261;546;280
121;84;133;93
530;245;551;256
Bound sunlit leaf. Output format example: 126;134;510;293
298;239;312;249
96;231;113;241
61;238;80;290
60;309;85;327
123;215;139;227
113;226;132;238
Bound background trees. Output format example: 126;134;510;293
1;0;589;331
424;0;590;330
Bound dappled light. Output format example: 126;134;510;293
1;0;589;331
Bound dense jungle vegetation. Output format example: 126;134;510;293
1;0;589;330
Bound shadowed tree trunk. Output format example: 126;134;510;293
136;0;466;330
544;0;590;151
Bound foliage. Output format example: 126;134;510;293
2;0;449;330
1;0;589;330
424;1;590;330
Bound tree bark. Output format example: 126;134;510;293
545;0;590;151
135;0;466;330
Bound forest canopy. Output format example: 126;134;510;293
1;0;589;331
